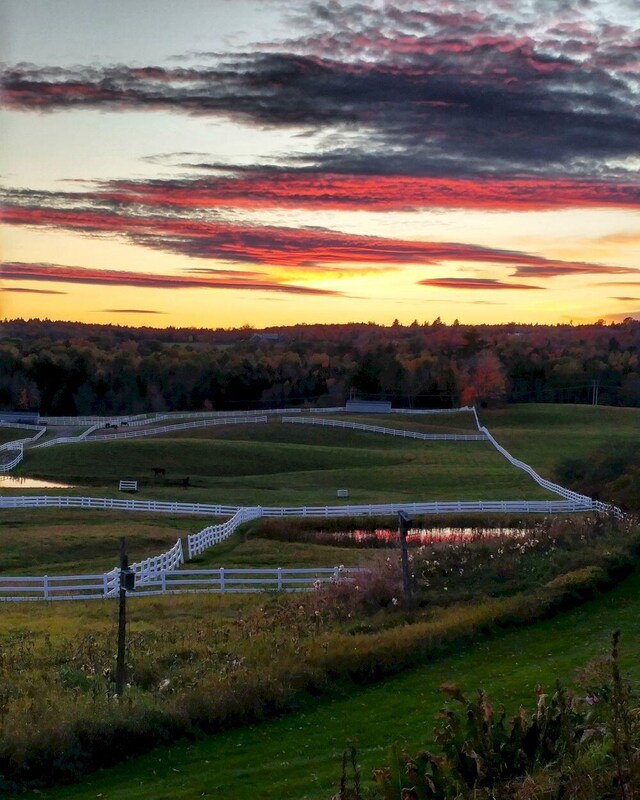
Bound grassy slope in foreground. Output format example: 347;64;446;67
37;568;640;800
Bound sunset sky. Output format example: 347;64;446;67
1;0;639;328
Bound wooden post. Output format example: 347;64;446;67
398;511;413;609
115;537;128;697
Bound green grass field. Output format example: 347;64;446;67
0;429;29;446
0;509;207;575
32;566;640;800
3;404;638;576
0;510;377;575
12;418;554;506
2;404;640;797
483;404;640;477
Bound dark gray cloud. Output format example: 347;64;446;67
1;286;67;294
100;308;166;314
3;1;640;180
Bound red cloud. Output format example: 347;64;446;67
0;262;343;296
3;202;636;280
102;173;640;212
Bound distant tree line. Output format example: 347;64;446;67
1;317;639;415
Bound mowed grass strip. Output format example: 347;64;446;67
188;530;377;569
163;422;430;448
21;436;403;479
14;434;554;505
35;568;640;800
332;410;481;434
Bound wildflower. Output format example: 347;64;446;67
586;692;598;705
391;597;399;606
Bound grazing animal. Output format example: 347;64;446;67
181;476;190;488
152;467;166;477
121;421;129;427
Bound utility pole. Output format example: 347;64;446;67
115;537;134;697
397;511;414;609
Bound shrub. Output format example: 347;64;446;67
334;633;640;800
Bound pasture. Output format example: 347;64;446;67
483;404;640;474
10;416;555;506
1;404;639;797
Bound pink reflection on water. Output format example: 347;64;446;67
0;476;74;489
352;527;528;544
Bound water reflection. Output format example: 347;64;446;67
0;476;74;489
349;527;529;545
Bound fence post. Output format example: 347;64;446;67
161;570;167;593
103;573;109;597
277;567;283;591
43;575;49;600
220;567;225;593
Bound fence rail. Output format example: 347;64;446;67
0;493;600;519
0;566;357;601
39;414;149;426
0;571;119;601
0;445;24;472
32;416;268;447
40;408;301;426
131;538;184;585
0;494;238;515
282;416;486;440
0;426;47;451
31;424;100;449
187;507;263;558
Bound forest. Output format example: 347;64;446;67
1;317;639;415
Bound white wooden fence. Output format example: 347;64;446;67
31;424;100;449
0;404;624;601
281;416;487;440
32;416;268;448
0;445;24;472
0;494;238;515
0;566;357;601
0;571;119;601
131;538;185;585
40;408;301;426
0;493;599;519
187;507;263;558
0;426;47;450
308;406;474;415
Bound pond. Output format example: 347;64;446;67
0;476;75;489
347;527;530;545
